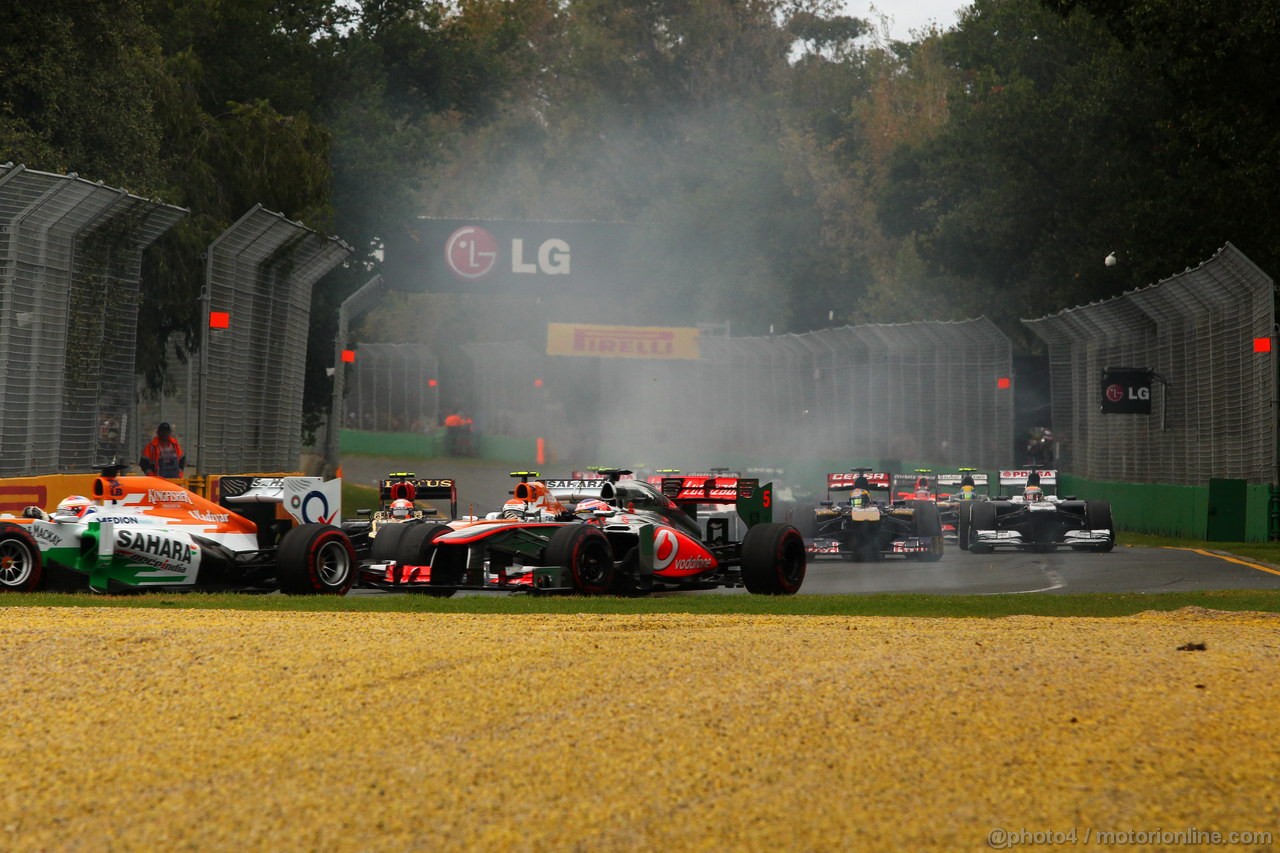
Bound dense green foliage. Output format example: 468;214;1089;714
3;0;1277;422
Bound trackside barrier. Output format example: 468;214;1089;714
1058;474;1270;542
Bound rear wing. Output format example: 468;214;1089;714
544;478;609;502
826;471;890;494
379;475;458;520
661;476;773;526
218;475;343;525
999;469;1057;495
937;471;991;497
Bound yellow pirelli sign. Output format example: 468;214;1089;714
547;323;700;360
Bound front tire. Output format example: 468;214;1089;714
968;502;996;554
1086;500;1116;552
0;523;42;592
956;502;973;551
277;524;356;595
741;523;806;595
545;524;615;595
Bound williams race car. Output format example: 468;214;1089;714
960;470;1115;553
935;468;990;544
362;469;806;596
807;469;944;562
1;468;357;594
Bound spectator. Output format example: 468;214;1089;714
140;422;186;479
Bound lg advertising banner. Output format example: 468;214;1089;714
1100;367;1153;414
382;218;634;293
547;323;701;360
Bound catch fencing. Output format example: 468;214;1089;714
1023;243;1276;485
344;342;439;433
0;165;186;475
197;205;351;474
463;317;1014;470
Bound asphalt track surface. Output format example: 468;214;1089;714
340;453;1280;596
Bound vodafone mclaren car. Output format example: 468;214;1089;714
807;469;944;562
1;468;357;594
363;470;806;596
960;470;1115;553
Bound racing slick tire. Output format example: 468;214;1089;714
545;524;615;595
1086;500;1116;552
911;502;944;561
402;523;458;595
956;503;973;552
741;523;806;595
968;502;996;554
0;523;42;592
370;522;411;563
277;524;357;595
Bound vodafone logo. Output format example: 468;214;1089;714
1105;384;1125;403
653;528;679;571
445;226;498;279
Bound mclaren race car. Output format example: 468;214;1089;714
807;469;944;561
362;469;806;596
960;470;1115;553
1;468;357;594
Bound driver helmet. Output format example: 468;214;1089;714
390;498;414;519
850;488;871;508
56;495;93;518
958;484;976;500
575;498;609;516
1024;485;1044;503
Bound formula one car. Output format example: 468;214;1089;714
1;467;357;594
935;468;990;545
341;472;459;561
807;469;944;561
363;469;806;596
962;470;1114;553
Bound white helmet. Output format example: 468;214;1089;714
1024;485;1044;503
390;498;414;519
56;495;93;518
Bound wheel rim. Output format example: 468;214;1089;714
316;540;352;587
0;539;34;587
576;540;612;588
778;535;805;585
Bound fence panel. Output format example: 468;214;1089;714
199;205;350;473
0;165;185;475
1024;243;1275;485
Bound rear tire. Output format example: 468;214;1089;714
956;502;973;551
0;523;42;592
277;524;356;595
912;501;943;537
545;524;615;595
741;523;806;595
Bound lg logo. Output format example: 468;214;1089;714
445;226;571;280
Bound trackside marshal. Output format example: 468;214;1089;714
547;323;700;360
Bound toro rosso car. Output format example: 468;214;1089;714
807;469;944;562
961;470;1115;553
0;468;357;594
364;469;806;596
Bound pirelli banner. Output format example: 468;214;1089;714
547;323;700;360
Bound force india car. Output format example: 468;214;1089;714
807;469;944;562
0;468;357;594
959;470;1115;553
362;470;807;596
